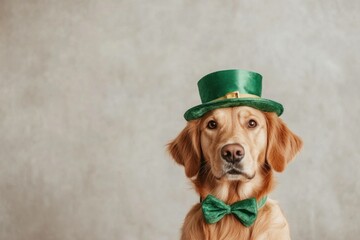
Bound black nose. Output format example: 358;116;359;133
221;144;245;164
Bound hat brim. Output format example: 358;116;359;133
184;98;283;121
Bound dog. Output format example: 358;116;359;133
167;70;302;240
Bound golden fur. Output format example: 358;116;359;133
168;106;302;240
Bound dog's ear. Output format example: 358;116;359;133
264;112;303;172
167;120;201;178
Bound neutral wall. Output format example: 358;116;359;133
1;0;359;239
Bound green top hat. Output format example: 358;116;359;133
184;69;284;121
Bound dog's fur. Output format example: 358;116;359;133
168;106;302;240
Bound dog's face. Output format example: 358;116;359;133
200;106;267;182
168;106;302;184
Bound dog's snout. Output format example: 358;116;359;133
221;144;245;164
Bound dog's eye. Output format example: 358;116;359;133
207;120;217;129
248;119;257;128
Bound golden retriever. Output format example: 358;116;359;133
168;106;302;240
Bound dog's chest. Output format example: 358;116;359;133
205;215;252;240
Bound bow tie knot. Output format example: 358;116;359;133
201;195;267;227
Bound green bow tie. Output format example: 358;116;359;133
201;195;267;227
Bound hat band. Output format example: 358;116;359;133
210;91;260;102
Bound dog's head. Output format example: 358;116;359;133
168;106;302;184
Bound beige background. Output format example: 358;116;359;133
1;0;360;239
